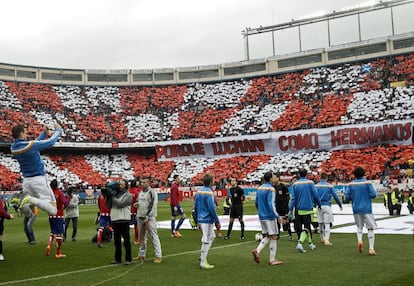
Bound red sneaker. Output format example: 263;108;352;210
252;249;260;264
358;241;363;253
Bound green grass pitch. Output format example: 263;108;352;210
0;200;413;286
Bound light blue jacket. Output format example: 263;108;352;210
194;186;220;225
345;178;376;214
289;178;321;212
316;180;342;207
11;129;62;177
255;182;279;220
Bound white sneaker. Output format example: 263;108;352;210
18;194;31;210
296;243;306;253
200;260;214;269
323;240;333;246
0;254;4;261
309;243;316;250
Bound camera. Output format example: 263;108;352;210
101;181;121;198
101;188;116;198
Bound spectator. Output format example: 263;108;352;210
64;187;79;242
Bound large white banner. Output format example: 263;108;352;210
156;119;414;161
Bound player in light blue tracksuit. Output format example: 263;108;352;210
11;124;62;215
194;173;220;269
289;168;321;253
255;178;279;221
252;171;284;266
345;166;377;256
315;173;343;245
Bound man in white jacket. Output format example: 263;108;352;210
64;187;79;242
134;176;162;264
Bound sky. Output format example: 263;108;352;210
0;0;413;70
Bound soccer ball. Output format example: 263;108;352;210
255;233;263;241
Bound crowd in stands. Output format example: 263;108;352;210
0;53;413;144
0;53;413;190
1;144;413;192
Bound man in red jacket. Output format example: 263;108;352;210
170;175;186;238
0;196;14;261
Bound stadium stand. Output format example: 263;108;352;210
0;52;414;190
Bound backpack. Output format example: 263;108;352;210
91;227;112;243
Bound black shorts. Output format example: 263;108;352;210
229;204;243;219
0;218;4;235
276;204;289;216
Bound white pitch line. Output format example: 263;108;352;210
89;262;144;286
0;240;254;286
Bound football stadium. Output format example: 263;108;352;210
1;1;414;285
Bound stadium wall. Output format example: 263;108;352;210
0;33;413;86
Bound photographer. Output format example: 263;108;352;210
64;187;79;242
105;179;132;265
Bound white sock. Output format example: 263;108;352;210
324;223;331;242
319;223;325;241
200;242;210;265
368;229;375;250
29;197;57;215
269;239;277;261
257;236;269;253
356;227;363;242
